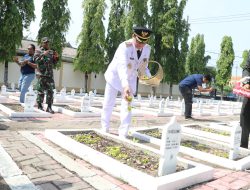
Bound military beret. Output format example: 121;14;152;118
133;26;152;43
42;37;50;43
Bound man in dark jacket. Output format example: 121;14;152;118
179;74;213;120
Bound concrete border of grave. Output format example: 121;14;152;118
0;103;52;118
45;129;213;190
52;105;101;117
181;123;230;143
130;126;250;171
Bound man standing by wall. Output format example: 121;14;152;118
13;44;37;103
34;37;59;114
101;26;152;138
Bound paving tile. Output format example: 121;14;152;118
22;165;37;174
229;171;249;178
36;183;58;190
118;183;137;190
54;168;74;178
19;158;41;166
56;181;91;190
192;185;215;190
219;175;236;183
102;174;124;186
230;179;249;190
32;174;62;185
28;170;56;179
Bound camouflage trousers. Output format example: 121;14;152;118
36;77;55;104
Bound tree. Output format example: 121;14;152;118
215;36;235;99
37;0;71;69
150;0;189;96
185;34;211;75
0;0;35;85
123;0;149;39
240;50;249;70
106;0;126;63
73;0;106;92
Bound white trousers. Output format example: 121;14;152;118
101;83;132;137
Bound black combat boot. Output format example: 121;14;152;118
46;104;55;114
37;103;44;111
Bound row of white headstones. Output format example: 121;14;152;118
0;85;96;113
134;94;241;115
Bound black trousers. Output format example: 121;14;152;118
240;97;250;148
179;85;193;118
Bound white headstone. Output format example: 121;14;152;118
89;91;94;104
158;117;181;176
198;100;203;114
153;96;157;101
53;89;57;97
229;122;242;160
71;89;75;97
159;99;165;113
217;101;221;114
1;85;7;95
24;87;36;112
181;99;185;116
11;83;15;91
60;87;66;99
81;94;90;112
148;96;153;108
79;88;83;95
137;94;142;102
165;97;170;108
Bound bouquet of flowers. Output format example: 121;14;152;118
233;77;250;98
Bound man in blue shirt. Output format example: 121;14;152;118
13;44;37;103
179;74;213;120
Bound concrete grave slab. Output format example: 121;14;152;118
45;129;213;190
0;103;52;118
130;126;250;171
53;105;101;117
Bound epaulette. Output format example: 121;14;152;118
125;41;133;47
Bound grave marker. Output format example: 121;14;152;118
158;116;181;176
81;94;90;112
159;99;165;113
24;87;36;112
229;122;242;160
1;85;7;95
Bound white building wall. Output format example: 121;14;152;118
3;61;181;97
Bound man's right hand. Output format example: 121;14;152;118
123;86;131;102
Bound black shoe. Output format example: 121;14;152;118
46;107;55;114
37;103;44;111
185;116;194;121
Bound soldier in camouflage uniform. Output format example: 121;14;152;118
34;37;59;114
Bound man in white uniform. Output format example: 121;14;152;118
101;26;152;138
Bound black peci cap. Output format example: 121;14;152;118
133;26;152;43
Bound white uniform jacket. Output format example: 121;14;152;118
104;39;151;94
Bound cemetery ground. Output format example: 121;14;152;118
0;101;250;189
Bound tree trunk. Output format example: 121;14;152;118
220;86;224;100
152;86;156;96
4;60;8;86
169;83;173;97
84;72;88;93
